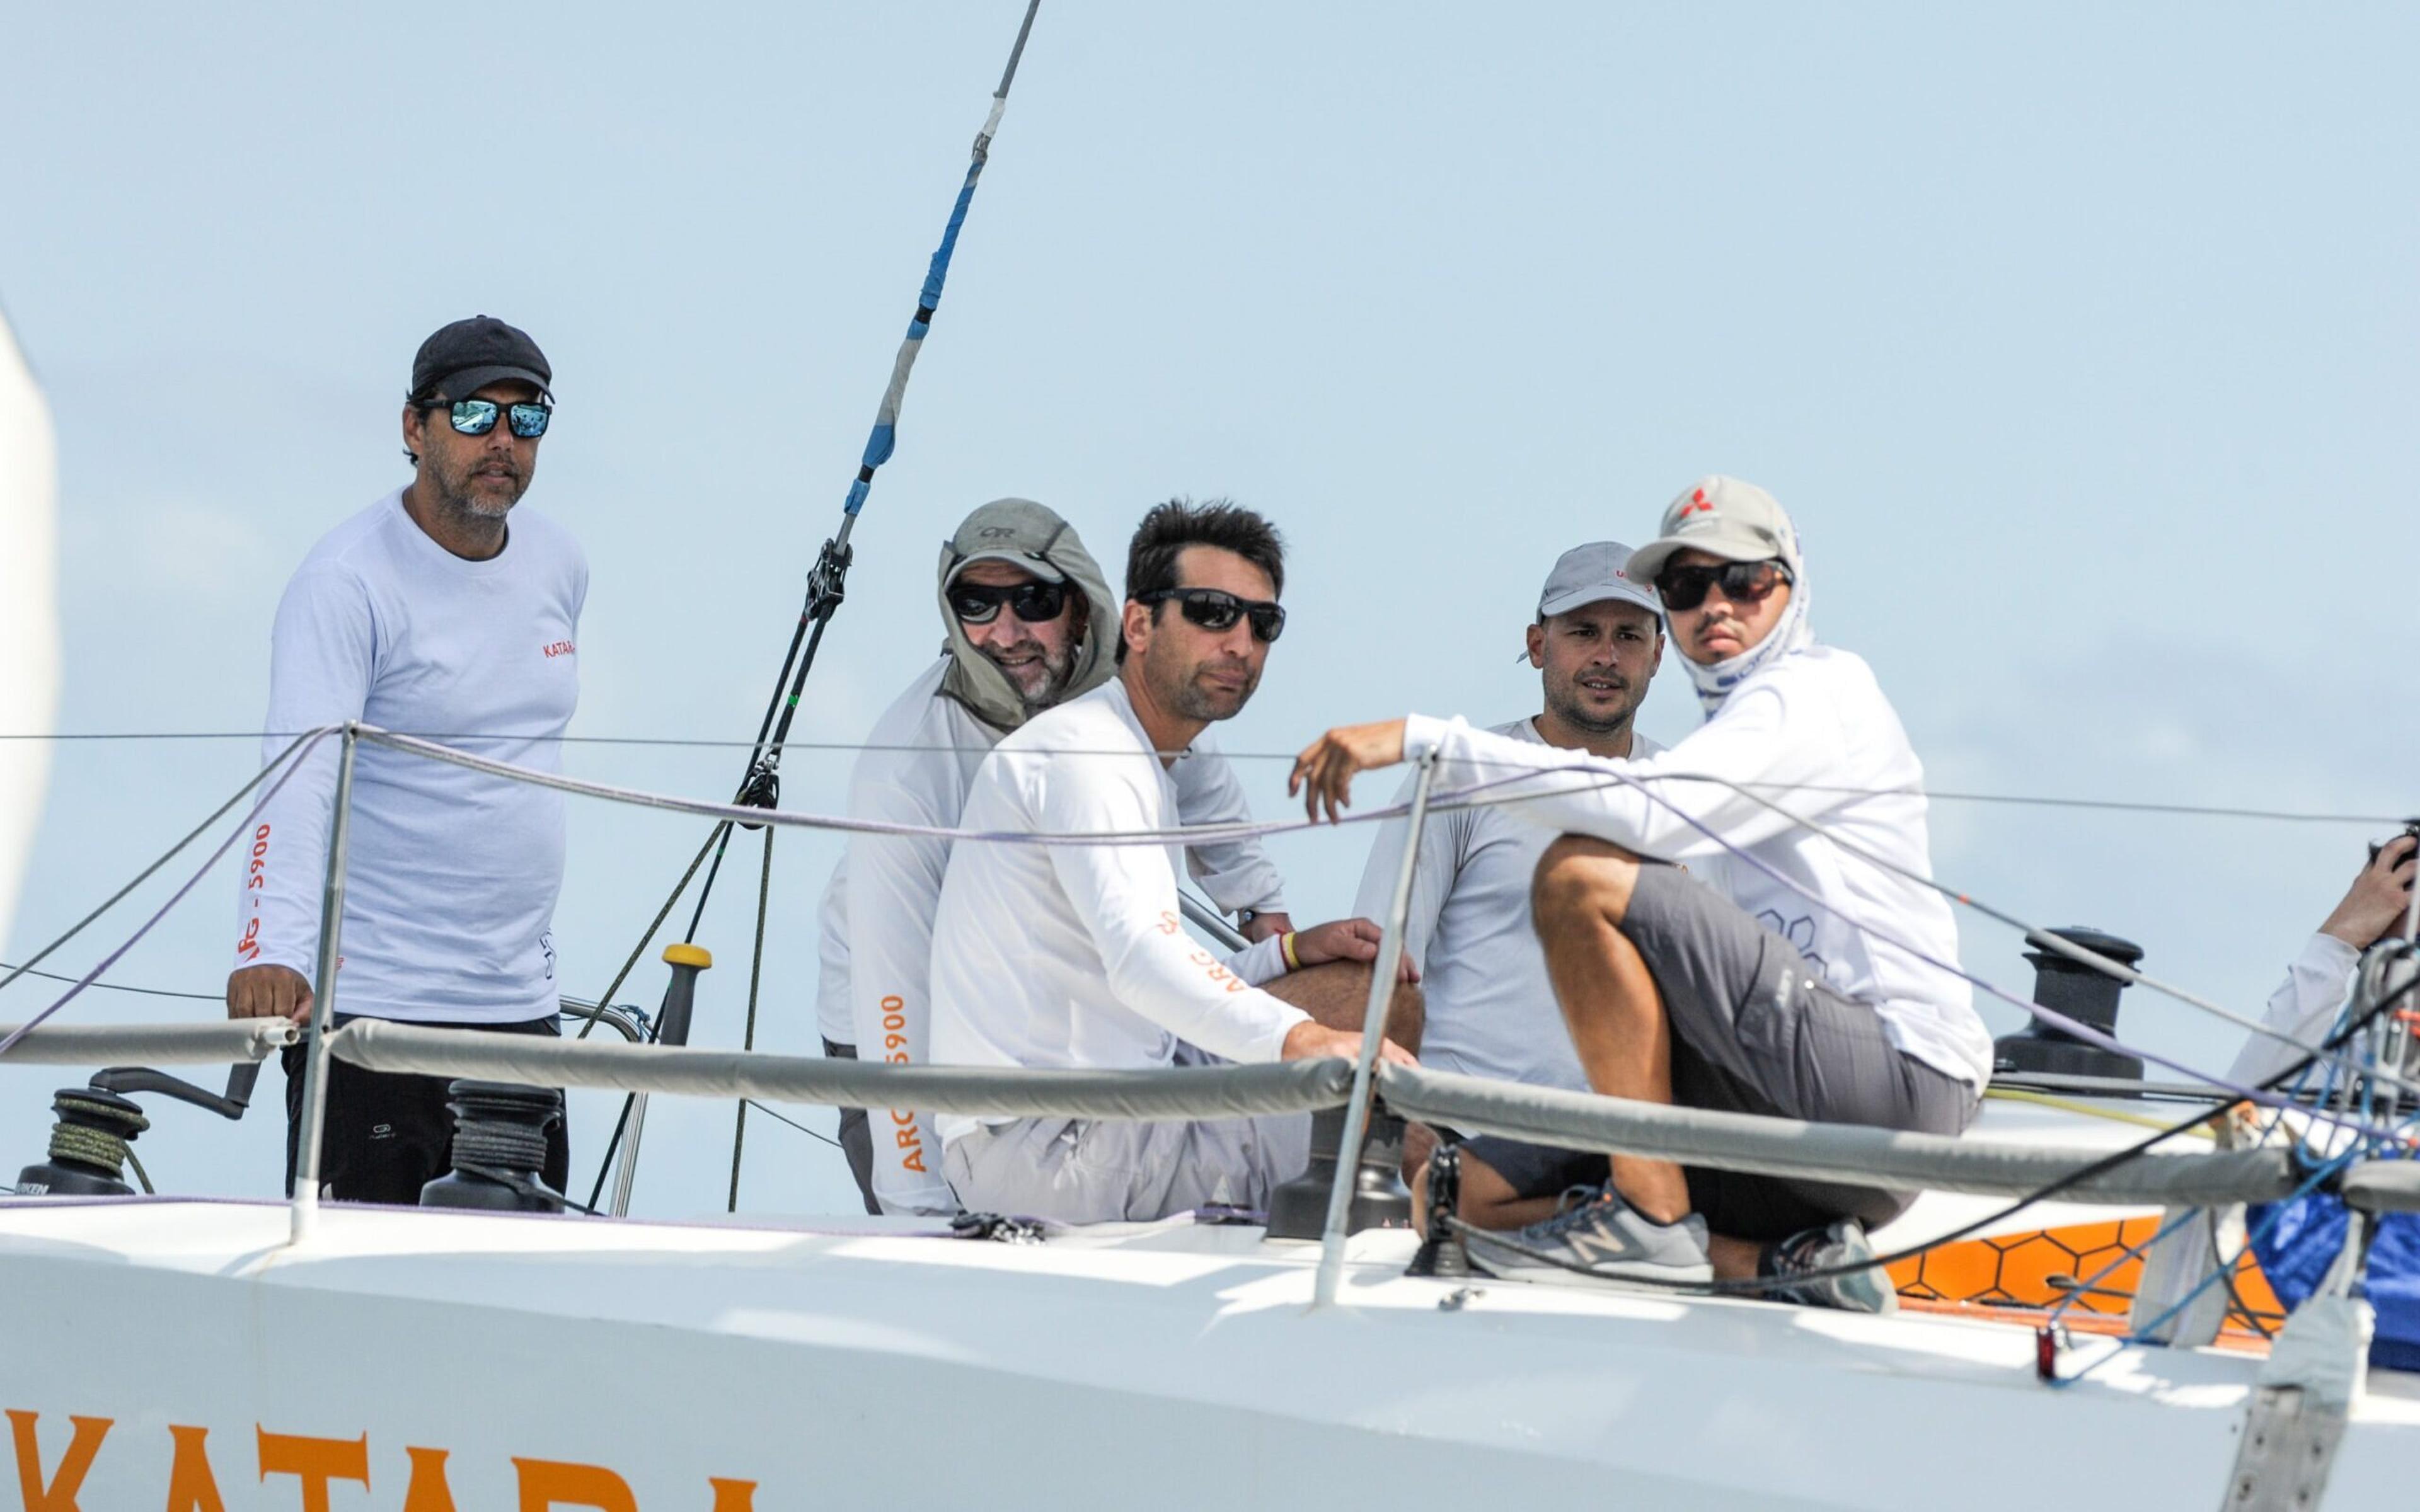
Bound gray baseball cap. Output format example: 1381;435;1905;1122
1625;475;1802;585
942;496;1071;584
1536;541;1660;620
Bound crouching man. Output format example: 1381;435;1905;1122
930;500;1419;1223
1291;477;1992;1310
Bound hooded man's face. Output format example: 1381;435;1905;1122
1666;547;1794;667
948;560;1085;711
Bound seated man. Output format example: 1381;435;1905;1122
2230;827;2416;1087
1291;476;1993;1310
930;500;1419;1224
1351;542;1669;1231
813;498;1291;1215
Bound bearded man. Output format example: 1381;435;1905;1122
814;498;1294;1214
227;315;584;1205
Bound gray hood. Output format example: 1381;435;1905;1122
936;497;1119;732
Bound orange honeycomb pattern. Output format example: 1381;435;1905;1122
1888;1217;2284;1344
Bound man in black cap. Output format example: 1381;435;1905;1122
226;316;587;1204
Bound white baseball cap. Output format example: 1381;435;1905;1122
1625;476;1802;585
1536;541;1661;620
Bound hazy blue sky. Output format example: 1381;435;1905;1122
2;3;2413;1215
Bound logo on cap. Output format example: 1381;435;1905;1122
1676;488;1717;522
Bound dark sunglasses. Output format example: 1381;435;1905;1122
1137;587;1286;643
1652;559;1793;613
422;398;552;438
948;579;1069;625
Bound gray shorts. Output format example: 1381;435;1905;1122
1609;863;1980;1240
943;1108;1311;1225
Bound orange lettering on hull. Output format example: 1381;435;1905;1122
401;1446;460;1512
8;1410;112;1512
257;1427;369;1512
164;1425;228;1512
6;1410;749;1507
515;1457;638;1511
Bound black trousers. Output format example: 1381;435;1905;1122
283;1013;570;1205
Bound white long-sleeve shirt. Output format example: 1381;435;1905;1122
2228;932;2362;1089
928;679;1305;1147
1353;718;1664;1094
1403;645;1994;1091
817;660;1288;1213
232;490;585;1024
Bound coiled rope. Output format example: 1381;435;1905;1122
42;1089;151;1194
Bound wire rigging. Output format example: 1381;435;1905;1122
0;731;323;1058
577;0;1045;1210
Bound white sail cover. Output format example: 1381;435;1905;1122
0;304;59;941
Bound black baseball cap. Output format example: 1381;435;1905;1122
409;315;552;403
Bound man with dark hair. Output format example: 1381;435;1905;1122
227;315;582;1203
928;499;1419;1224
812;498;1293;1215
1354;542;1670;1233
1114;496;1284;663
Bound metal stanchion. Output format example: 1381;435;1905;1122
1313;750;1438;1308
288;724;359;1247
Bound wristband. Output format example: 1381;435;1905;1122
1280;931;1303;972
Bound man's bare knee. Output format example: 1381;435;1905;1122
1533;833;1646;932
1413;1147;1541;1237
1267;961;1424;1051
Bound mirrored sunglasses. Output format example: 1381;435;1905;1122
433;398;552;438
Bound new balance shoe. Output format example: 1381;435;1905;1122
1761;1217;1898;1314
1463;1184;1712;1286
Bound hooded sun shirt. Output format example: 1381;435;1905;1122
815;499;1288;1214
933;500;1119;733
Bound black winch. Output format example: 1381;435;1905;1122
1264;1099;1414;1239
421;1080;566;1213
14;1060;260;1196
1993;925;2146;1082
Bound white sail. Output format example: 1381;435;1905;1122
0;304;59;941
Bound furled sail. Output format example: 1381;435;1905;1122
0;302;59;941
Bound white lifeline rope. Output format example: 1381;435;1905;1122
361;723;2395;1123
355;724;1552;849
1431;747;2420;1111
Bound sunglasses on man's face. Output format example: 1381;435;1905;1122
1137;587;1286;643
427;398;552;439
948;579;1069;625
1652;559;1792;613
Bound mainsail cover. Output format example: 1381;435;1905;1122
0;302;59;942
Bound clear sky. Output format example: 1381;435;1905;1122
1;3;2412;1215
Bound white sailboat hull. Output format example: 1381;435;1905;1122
5;1198;2415;1509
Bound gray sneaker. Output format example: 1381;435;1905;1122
1464;1184;1712;1286
1762;1218;1898;1314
